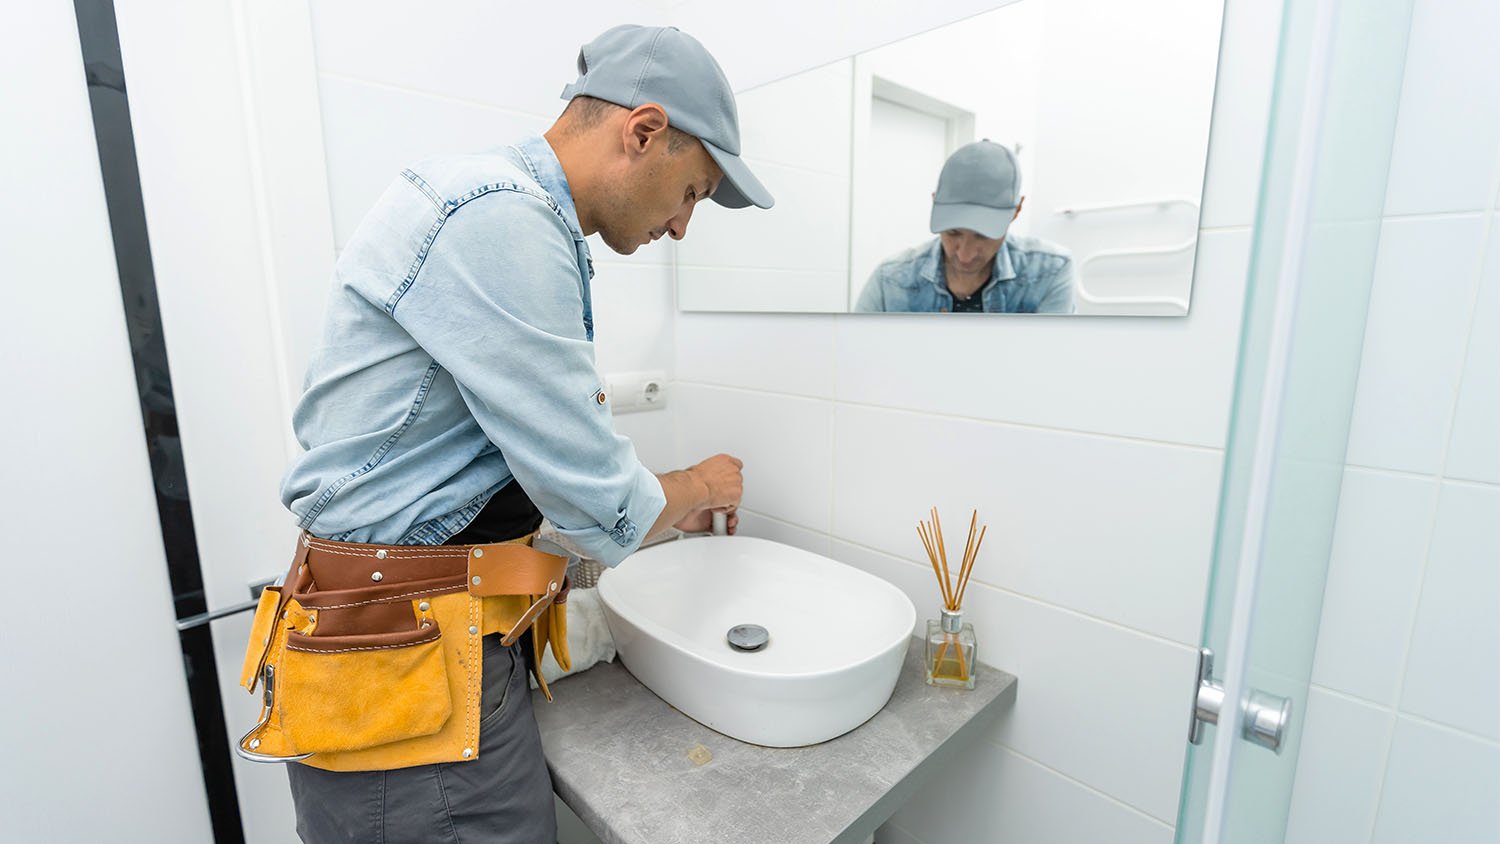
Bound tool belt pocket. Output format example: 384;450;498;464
237;565;463;762
276;620;450;754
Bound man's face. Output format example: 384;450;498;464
596;136;722;255
939;229;1006;276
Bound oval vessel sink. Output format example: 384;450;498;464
597;535;916;747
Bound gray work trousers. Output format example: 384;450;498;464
287;635;557;843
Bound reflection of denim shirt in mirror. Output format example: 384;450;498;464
279;134;665;565
854;235;1076;313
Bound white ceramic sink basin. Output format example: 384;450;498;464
597;535;916;747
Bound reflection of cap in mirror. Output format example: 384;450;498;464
560;25;775;210
930;140;1020;239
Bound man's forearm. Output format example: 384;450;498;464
648;468;709;538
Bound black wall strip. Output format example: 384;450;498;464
73;2;246;841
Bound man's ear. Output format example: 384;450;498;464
1013;196;1026;219
623;103;670;156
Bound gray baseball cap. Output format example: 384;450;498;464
929;140;1021;239
560;25;774;210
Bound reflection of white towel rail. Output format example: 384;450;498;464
1076;238;1197;311
1058;197;1200;217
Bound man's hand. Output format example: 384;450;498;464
674;506;739;535
649;453;744;540
685;453;743;510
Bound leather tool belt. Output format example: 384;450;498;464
235;531;571;771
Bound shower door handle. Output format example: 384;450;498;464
1188;648;1293;753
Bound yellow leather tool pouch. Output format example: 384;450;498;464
236;532;568;770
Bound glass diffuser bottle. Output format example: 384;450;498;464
917;508;986;690
926;608;977;689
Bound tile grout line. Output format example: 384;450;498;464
316;70;553;123
1343;463;1500;491
980;743;1180;831
737;506;1201;653
1365;129;1500;828
1310;682;1500;749
674;380;1226;454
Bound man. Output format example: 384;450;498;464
273;24;772;842
855;140;1074;314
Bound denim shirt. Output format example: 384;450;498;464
280;135;665;565
854;235;1076;313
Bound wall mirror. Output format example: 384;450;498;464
676;0;1226;315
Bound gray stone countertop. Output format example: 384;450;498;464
531;637;1018;844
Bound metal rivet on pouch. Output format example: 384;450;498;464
375;549;387;560
472;576;482;586
418;602;430;612
549;581;558;593
473;548;484;558
462;747;473;759
469;626;479;635
371;571;383;582
250;739;261;750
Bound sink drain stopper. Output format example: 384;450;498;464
726;624;769;652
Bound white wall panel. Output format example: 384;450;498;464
833;229;1250;448
1345;215;1487;475
674;384;834;530
1397;483;1500;740
1382;0;1500;216
1310;469;1438;706
1445;223;1500;484
1370;717;1500;843
832;405;1220;644
1;3;213;839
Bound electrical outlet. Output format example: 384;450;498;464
603;370;668;414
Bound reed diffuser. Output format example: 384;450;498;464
917;508;985;689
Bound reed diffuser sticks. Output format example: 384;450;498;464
918;508;986;687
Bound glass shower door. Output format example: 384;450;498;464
1176;0;1417;841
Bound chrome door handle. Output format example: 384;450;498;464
174;575;279;631
1189;648;1294;753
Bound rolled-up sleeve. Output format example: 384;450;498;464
388;188;665;565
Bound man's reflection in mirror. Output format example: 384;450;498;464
856;140;1075;314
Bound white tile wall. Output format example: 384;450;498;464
1285;0;1500;828
1445;223;1500;484
733;509;833;557
1344;215;1488;475
1283;690;1394;844
308;1;665;120
1382;0;1500;216
1309;469;1439;706
832;230;1250;448
676;313;838;397
673;383;834;527
830;405;1220;644
1369;718;1500;843
829;542;1197;824
316;74;549;248
1398;482;1500;740
888;741;1174;844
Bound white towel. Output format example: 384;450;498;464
530;586;615;688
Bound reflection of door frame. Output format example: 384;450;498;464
848;59;977;308
869;76;976;153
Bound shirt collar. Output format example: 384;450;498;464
921;237;1022;293
512;134;584;240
